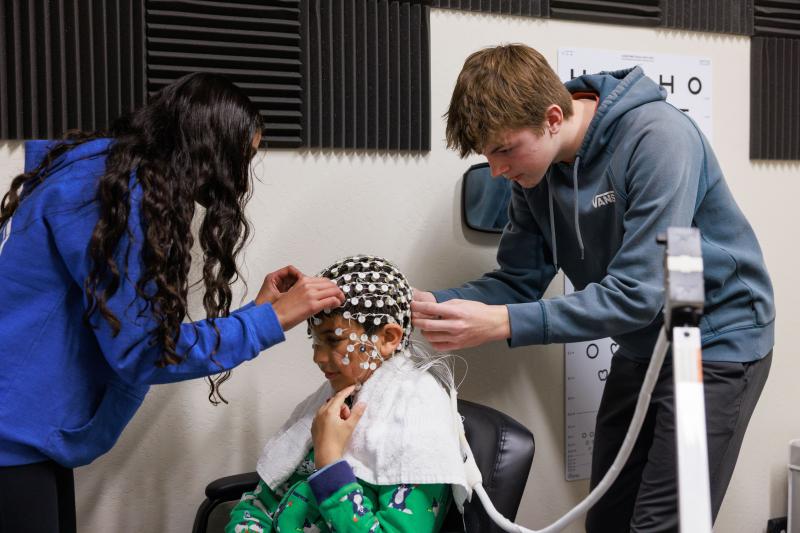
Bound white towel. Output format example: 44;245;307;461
256;352;472;508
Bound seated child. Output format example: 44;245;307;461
226;255;469;533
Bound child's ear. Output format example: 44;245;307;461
379;324;404;357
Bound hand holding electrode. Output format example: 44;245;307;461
411;299;511;351
311;385;367;469
409;287;437;318
255;265;304;305
271;275;345;332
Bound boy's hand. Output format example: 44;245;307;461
411;287;436;303
255;265;304;305
411;299;511;351
410;288;438;320
312;385;366;469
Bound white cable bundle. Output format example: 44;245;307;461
463;327;670;533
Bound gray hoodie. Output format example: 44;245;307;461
434;67;774;362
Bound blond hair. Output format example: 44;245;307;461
445;44;574;157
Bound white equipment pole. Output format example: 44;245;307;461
662;227;712;533
467;228;714;533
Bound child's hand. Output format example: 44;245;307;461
311;385;367;469
255;265;304;305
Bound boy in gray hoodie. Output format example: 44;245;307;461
412;44;774;531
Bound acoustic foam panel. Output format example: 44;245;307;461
750;36;800;159
662;0;753;35
1;0;146;139
430;0;547;17
146;0;303;148
548;0;661;27
303;0;430;150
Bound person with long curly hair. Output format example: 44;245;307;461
0;72;344;533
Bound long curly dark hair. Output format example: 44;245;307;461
0;72;263;404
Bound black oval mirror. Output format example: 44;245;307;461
461;163;511;233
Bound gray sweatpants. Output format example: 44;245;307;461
585;350;772;533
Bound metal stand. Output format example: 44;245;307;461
661;228;712;533
672;326;712;532
471;227;715;533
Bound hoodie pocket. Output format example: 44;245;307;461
43;381;146;468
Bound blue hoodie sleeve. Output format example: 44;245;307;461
528;116;707;343
434;114;703;348
44;183;285;386
432;182;558;312
507;118;704;346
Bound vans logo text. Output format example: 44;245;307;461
592;191;616;208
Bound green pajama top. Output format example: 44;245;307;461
226;449;452;533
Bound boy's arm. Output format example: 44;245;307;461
509;116;704;347
225;479;282;533
309;460;451;532
414;183;557;350
433;181;557;306
424;115;704;349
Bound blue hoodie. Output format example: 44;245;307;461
434;67;774;363
0;139;285;467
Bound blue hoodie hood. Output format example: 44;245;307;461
25;138;112;177
567;67;668;163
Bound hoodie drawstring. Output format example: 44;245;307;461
573;155;585;260
547;156;586;270
547;175;558;270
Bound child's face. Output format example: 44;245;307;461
311;315;387;392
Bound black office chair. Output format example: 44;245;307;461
192;399;535;533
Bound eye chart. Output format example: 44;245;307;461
558;48;712;481
563;278;618;481
557;47;713;140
